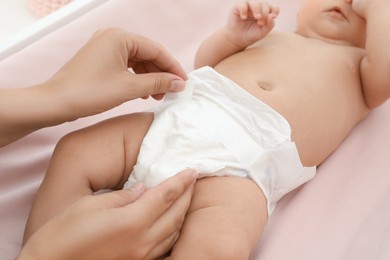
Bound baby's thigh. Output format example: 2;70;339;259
25;112;154;241
169;176;268;260
80;112;154;190
48;112;153;191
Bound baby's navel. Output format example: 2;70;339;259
257;81;273;91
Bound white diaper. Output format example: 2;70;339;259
124;66;316;214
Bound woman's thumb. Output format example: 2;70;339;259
91;183;146;208
128;72;186;99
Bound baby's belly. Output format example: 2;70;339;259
214;66;369;166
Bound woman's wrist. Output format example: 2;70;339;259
0;82;73;147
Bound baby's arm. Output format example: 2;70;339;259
194;1;279;69
356;0;390;108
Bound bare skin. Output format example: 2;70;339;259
214;31;368;166
196;0;384;167
0;28;187;148
24;0;390;259
12;29;195;259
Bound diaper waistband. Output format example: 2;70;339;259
194;66;291;143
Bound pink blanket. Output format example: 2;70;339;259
1;1;389;259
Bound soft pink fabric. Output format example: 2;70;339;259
27;0;72;17
0;1;389;259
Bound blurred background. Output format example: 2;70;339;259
0;0;38;42
0;0;73;42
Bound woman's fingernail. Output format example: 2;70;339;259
169;80;185;92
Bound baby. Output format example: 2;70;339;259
24;0;390;259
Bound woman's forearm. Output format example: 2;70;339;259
0;82;70;147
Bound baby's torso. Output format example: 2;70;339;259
214;31;369;166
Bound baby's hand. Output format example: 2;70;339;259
351;0;368;18
225;1;279;48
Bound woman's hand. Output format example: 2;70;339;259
18;169;198;260
0;28;188;147
51;28;188;120
225;0;279;48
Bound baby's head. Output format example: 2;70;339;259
296;0;366;48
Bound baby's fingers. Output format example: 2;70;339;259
258;2;279;19
269;4;280;18
237;1;250;19
259;3;279;25
258;1;271;20
248;1;264;20
237;1;264;20
265;12;276;28
239;1;279;24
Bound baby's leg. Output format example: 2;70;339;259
168;176;268;260
23;112;153;243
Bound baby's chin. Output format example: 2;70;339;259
295;29;363;48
